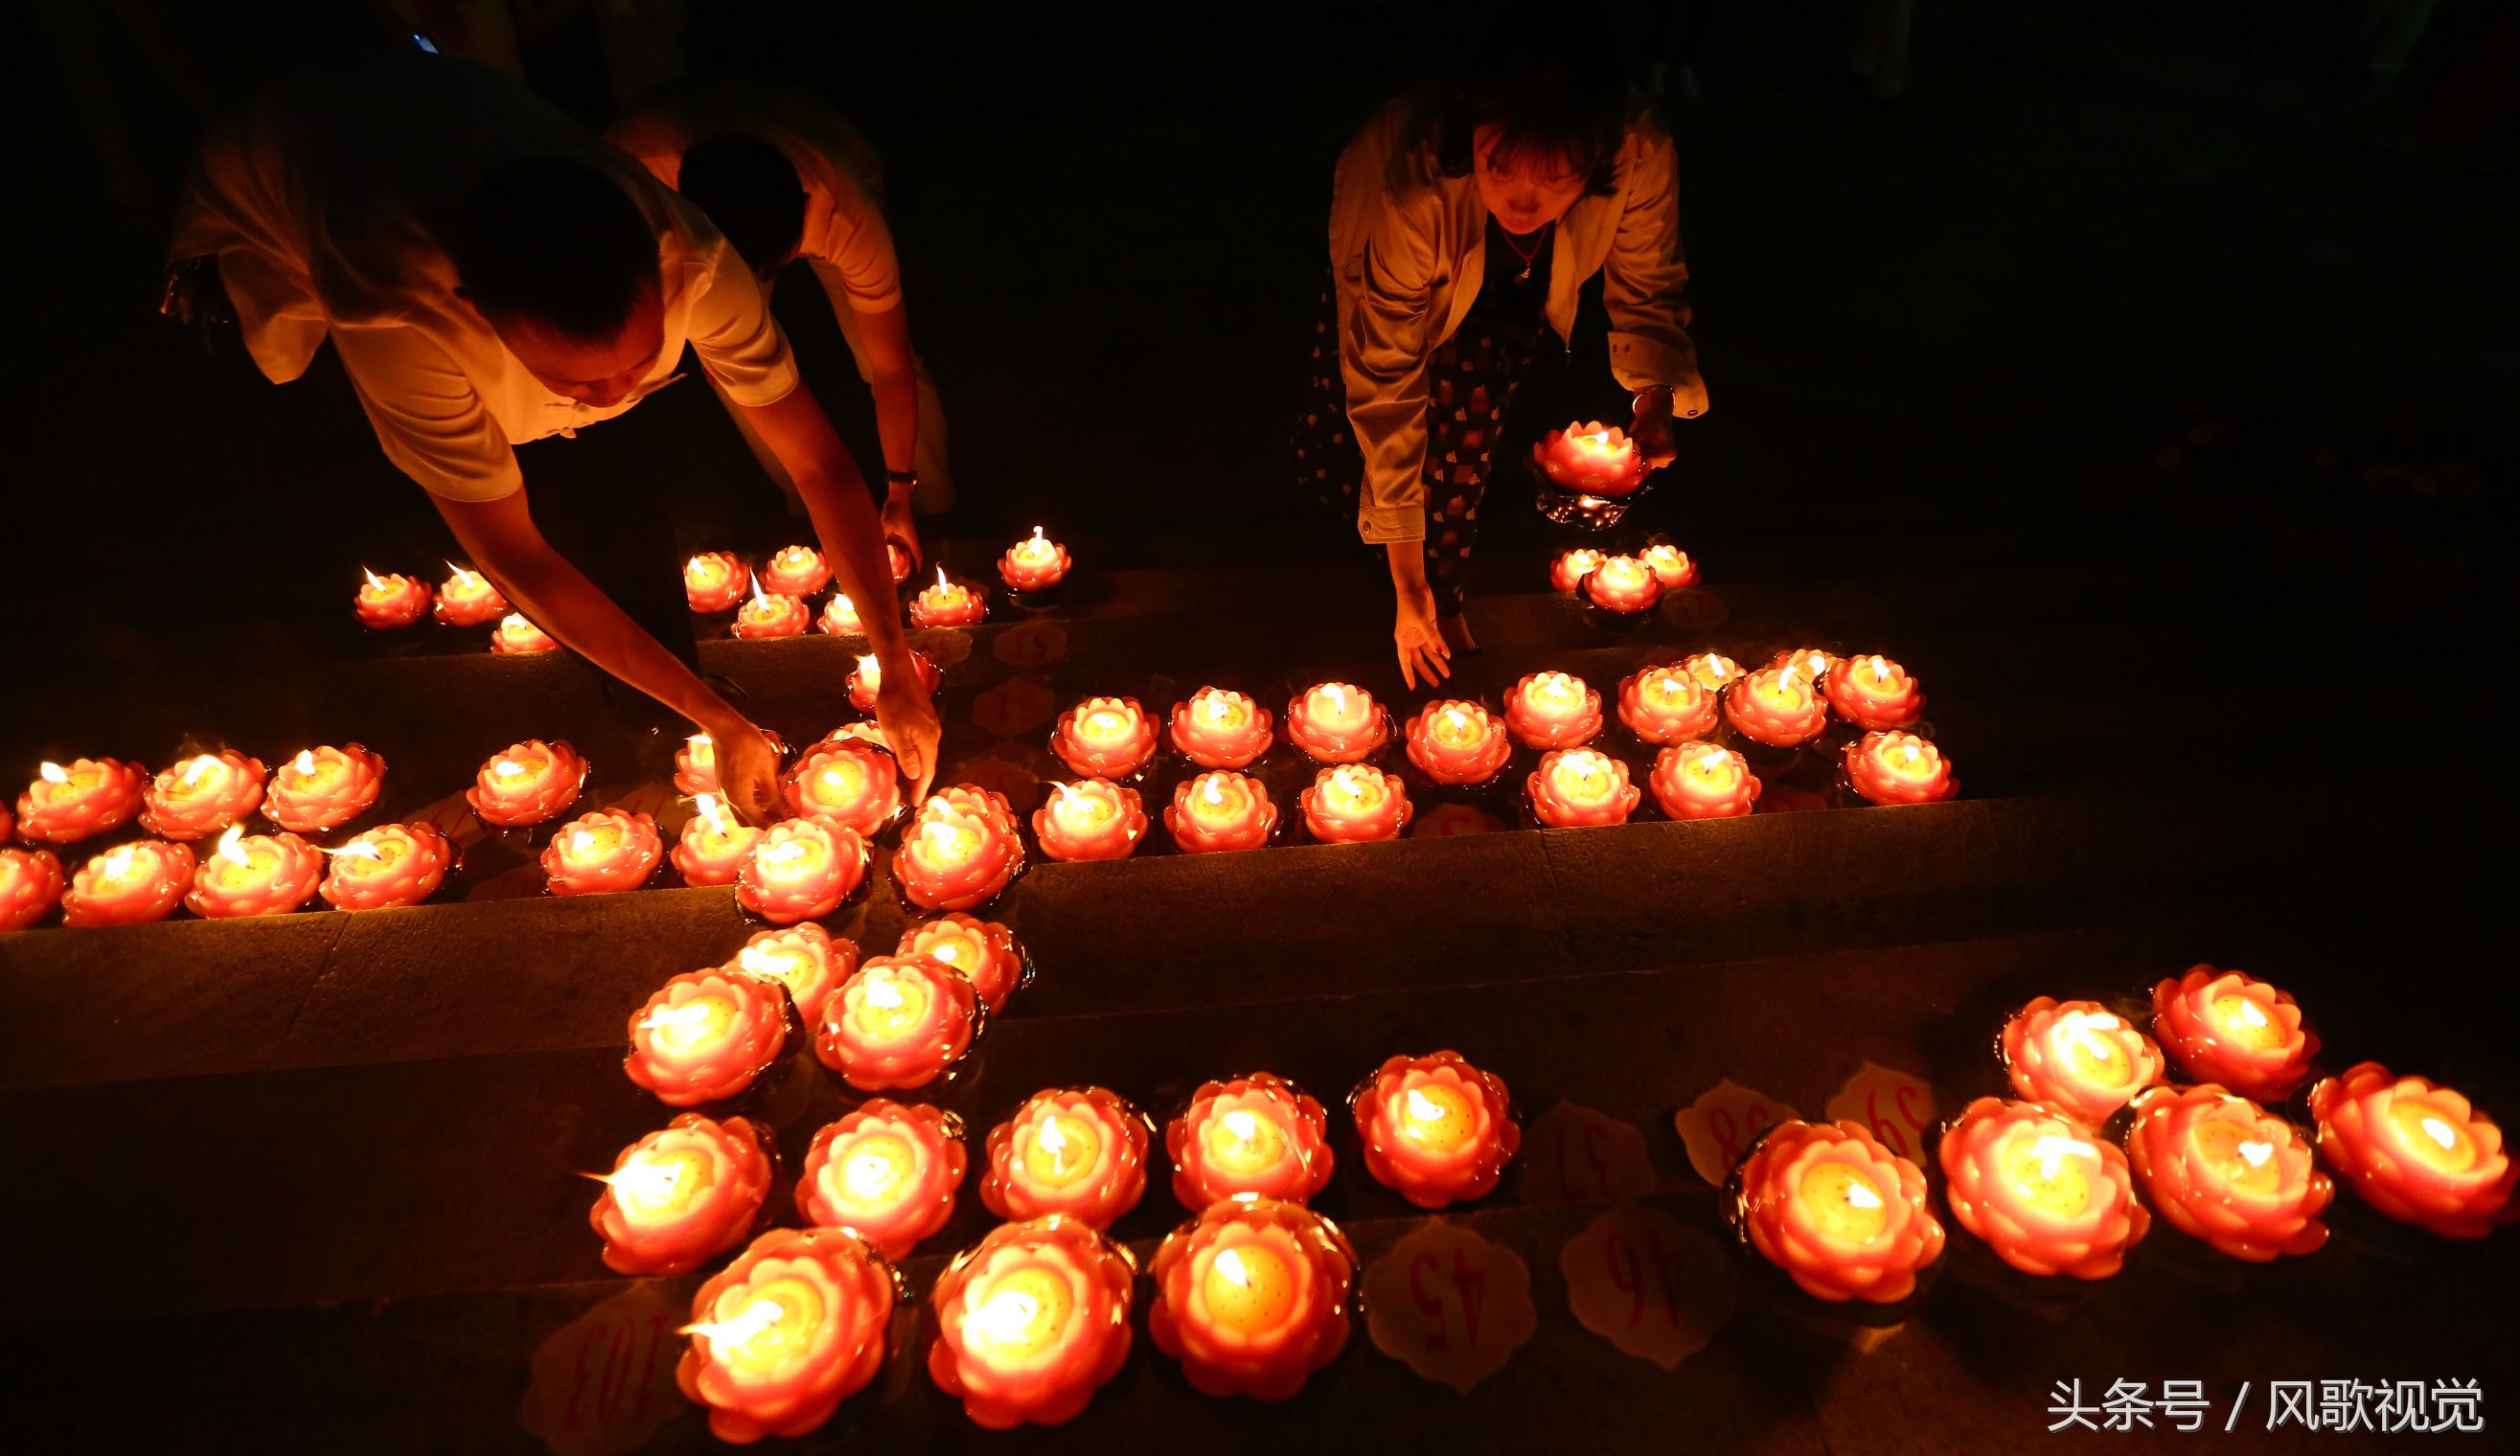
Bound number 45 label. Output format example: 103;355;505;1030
1363;1220;1537;1394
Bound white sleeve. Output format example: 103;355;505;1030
329;325;523;501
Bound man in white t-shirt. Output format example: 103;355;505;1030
170;53;940;813
609;75;953;554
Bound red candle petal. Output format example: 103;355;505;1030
1403;700;1513;786
1163;772;1278;854
725;922;859;1025
1722;667;1829;749
1503;671;1603;751
1824;653;1925;730
185;830;322;918
354;572;431;629
433;566;509;626
847;650;943;715
782;738;904;837
0;847;65;931
1031;780;1148;862
997;533;1073;592
685;552;747;613
732;592;811;640
758;544;831;597
1844;731;1958;806
1298;764;1412;843
1285;682;1389;763
736;818;869;925
1168;689;1274;770
489;614;560;654
892;802;1022;912
910;572;988;628
1616;667;1720;746
1525;748;1641;828
1649;740;1761;819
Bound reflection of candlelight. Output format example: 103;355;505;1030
434;561;508;626
2125;1086;2330;1262
1150;1198;1357;1400
1731;1119;1945;1303
2310;1062;2517;1239
1504;671;1603;750
1404;700;1513;785
998;527;1073;592
1353;1051;1520;1209
684;551;746;612
1939;1097;2149;1278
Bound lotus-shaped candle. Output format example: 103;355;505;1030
677;1227;896;1443
1149;1197;1357;1399
1730;1118;1945;1303
625;968;790;1107
1352;1050;1519;1209
262;744;386;832
2125;1085;2330;1262
587;1112;772;1276
1938;1097;2149;1279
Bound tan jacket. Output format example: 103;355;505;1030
172;55;795;503
607;76;904;316
1329;89;1707;543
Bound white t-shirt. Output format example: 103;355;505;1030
173;53;798;502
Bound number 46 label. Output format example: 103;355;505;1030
1363;1220;1537;1394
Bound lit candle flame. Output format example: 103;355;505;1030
2236;999;2268;1029
493;759;524;778
447;562;478;589
361;566;385;591
1579;429;1612;448
293;749;316;775
2030;1134;2094;1182
640;1002;715;1033
758;840;809;870
182;755;218;787
1694;748;1727;777
1321;684;1347;713
696;792;727;836
217;824;248;867
1213;1248;1253;1287
1037;1118;1068;1156
969;1289;1042;1346
747;574;770;611
586;1158;682;1201
842;1147;898;1199
1198;694;1231;726
569;829;595;855
863;973;906;1011
1223;1110;1261;1145
682;1298;784;1350
933;566;951;593
1869;655;1890;684
2237;1140;2275;1168
1330;766;1364;801
1405;1088;1445;1123
855;654;881;684
38;762;66;784
1030;525;1046;544
1844;1180;1884;1210
1201;777;1226;808
830;591;854;618
1441;708;1469;735
922;820;962;856
1902;742;1922;765
103;845;135;878
323;840;384;861
2420;1116;2458;1151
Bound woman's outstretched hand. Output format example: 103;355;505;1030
1393;580;1453;691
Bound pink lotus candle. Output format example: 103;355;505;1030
673;792;762;887
1032;780;1147;862
14;758;147;844
812;952;981;1093
1504;671;1604;750
1649;740;1760;819
928;1217;1135;1429
783;739;901;837
540;809;664;896
61;840;195;927
898;913;1025;1014
587;1112;772;1276
263;744;385;832
1169;688;1274;769
798;1100;967;1259
1534;421;1646;496
998;527;1072;593
1639;542;1699;589
1844;731;1958;806
2310;1062;2517;1239
1731;1119;1946;1303
980;1086;1151;1229
846;650;942;716
673;728;787;799
2125;1086;2331;1262
1168;1073;1335;1209
140;750;265;842
1404;700;1513;786
727;921;857;1024
1149;1198;1357;1400
893;803;1023;912
0;848;64;931
1938;1097;2150;1278
1526;747;1641;828
1723;665;1828;748
2149;966;2319;1103
1581;553;1663;617
816;592;864;636
354;567;430;629
317;822;452;910
184;825;319;918
1825;653;1924;730
732;578;810;640
2001;997;2165;1126
1617;664;1720;745
465;739;587;828
1682;650;1742;693
1285;682;1388;763
1165;771;1277;853
684;551;746;612
1548;546;1608;593
910;568;986;628
1299;764;1411;843
678;1227;896;1443
1049;696;1157;780
759;543;830;597
490;612;559;654
625;968;790;1108
736;818;868;925
433;562;508;626
1353;1050;1520;1209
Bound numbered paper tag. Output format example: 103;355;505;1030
970;678;1058;739
1363;1220;1536;1394
1822;1061;1941;1164
519;1283;688;1456
408;789;492;849
1673;1080;1799;1188
1521;1102;1657;1208
992;620;1069;669
1412;804;1506;838
1560;1203;1736;1369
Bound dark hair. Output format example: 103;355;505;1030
1433;55;1628;197
447;158;657;340
677;133;807;283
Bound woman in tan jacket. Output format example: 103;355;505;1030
1299;58;1709;688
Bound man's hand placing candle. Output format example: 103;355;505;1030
1387;546;1452;690
706;722;788;825
1628;384;1681;469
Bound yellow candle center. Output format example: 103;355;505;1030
1398;1082;1475;1153
1205;1107;1286;1175
643;996;733;1057
611;1148;705;1222
1023;1115;1101;1187
1193;777;1248;822
968;1266;1073;1361
837;1134;912;1206
1082;710;1130;742
1203;1245;1295;1336
2052;1012;2133;1089
2388;1099;2477;1172
2191;1117;2283;1195
2212;993;2284;1053
854;971;930;1039
921;821;979;867
1552;753;1613;802
2005;1133;2096;1218
701;1277;823;1370
1798;1160;1890;1242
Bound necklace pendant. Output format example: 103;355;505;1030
1517;263;1532;283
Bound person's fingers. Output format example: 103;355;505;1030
1398;646;1418;692
1424;645;1452;681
